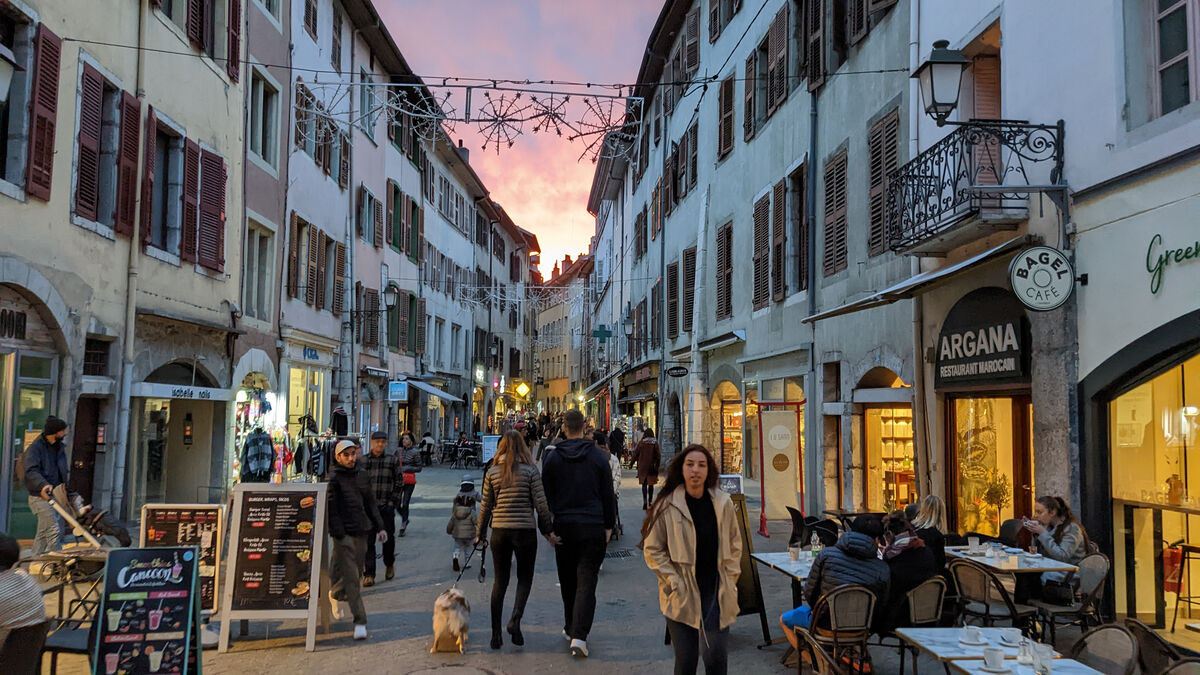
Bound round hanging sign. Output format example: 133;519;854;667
666;365;689;378
1008;246;1075;311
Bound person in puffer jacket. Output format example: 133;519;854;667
448;475;479;571
781;515;890;633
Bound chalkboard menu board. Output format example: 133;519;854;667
730;493;772;644
141;505;223;613
93;546;202;675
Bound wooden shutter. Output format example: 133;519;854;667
868;109;898;256
743;53;756;141
385;182;395;245
287;212;300;297
666;261;679;339
25;25;61;202
304;0;317;38
338;134;350;189
227;0;241;81
685;7;700;73
305;222;318;305
807;0;826;91
197;151;226;271
709;0;721;42
113;92;140;236
398;294;410;352
187;0;205;47
373;195;384;248
140;106;156;248
688;123;699;189
716;223;732;319
294;84;306;149
796;162;809;291
355;185;364;236
772;180;787;300
315;232;328;310
365;289;380;347
752;193;770;309
417;208;425;263
415;298;427;354
682;247;696;332
773;3;789;108
718;76;734;156
869;0;898;12
972;56;1003;186
181;139;200;262
677;135;688;198
823;151;848;276
399;194;410;254
663;51;676;115
332;242;346;314
848;0;867;45
75;64;104;222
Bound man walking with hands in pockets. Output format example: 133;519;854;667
541;410;615;658
327;438;387;641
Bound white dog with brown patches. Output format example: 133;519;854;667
431;587;470;653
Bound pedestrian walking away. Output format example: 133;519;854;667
476;430;557;651
326;439;387;640
398;431;422;535
448;475;479;572
22;416;79;557
361;431;401;585
642;444;742;675
634;428;661;510
541;410;615;658
607;424;626;466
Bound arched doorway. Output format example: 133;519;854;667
709;381;743;475
853;367;915;512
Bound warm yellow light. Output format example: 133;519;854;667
515;382;530;397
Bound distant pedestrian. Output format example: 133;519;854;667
642;444;741;675
541;410;615;658
361;431;401;585
634;428;661;510
326;439;387;640
420;431;436;467
448;475;479;572
607;424;626;464
398;431;422;536
476;431;557;650
22;416;77;557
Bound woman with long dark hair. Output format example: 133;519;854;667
642;445;741;675
1023;495;1090;576
476;430;556;650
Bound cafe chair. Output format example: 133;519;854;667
949;559;1037;631
812;519;840;548
786;506;811;547
1124;617;1184;674
997;519;1031;549
808;584;877;673
42;615;94;675
1068;623;1139;675
1164;659;1200;674
1031;552;1109;645
794;625;849;675
0;621;48;675
877;576;947;675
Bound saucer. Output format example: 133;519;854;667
958;637;989;646
998;636;1022;647
1023;553;1043;559
977;666;1013;674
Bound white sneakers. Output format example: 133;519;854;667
328;591;346;621
353;624;367;640
570;638;589;658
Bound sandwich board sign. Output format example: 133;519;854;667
141;504;223;614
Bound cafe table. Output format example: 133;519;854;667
751;551;814;608
950;658;1102;674
946;546;1079;575
897;627;1065;674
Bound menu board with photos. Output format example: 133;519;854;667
141;505;223;613
93;546;202;675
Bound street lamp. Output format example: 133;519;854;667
0;43;23;105
382;284;399;311
912;40;969;126
622;314;635;338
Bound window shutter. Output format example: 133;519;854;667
709;0;721;42
356;185;364;236
716;224;731;319
294;85;307;149
663;53;676;116
849;0;867;45
287;212;300;297
315;232;328;310
140;106;156;248
666;261;679;339
227;0;241;81
743;53;756;141
688;123;699;189
181;139;200;263
75;64;104;222
373;195;384;248
682;247;696;332
186;0;205;47
752;193;770;309
772;180;787;300
113;92;141;236
868;110;899;257
385;182;395;245
796;162;809;291
823;151;848;276
303;223;318;306
807;0;826;91
332;242;346;314
773;3;789;108
417;207;425;263
197;151;226;271
398;294;410;352
304;0;318;38
365;289;380;347
25;25;61;202
718;76;734;156
685;8;700;73
868;0;898;13
415;298;427;354
677;134;688;198
338;134;350;189
399;194;410;254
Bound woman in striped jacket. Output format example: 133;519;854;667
476;430;558;650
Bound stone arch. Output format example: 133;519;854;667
231;348;278;391
0;256;74;353
849;346;909;392
145;360;218;388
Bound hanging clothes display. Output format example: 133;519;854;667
240;428;275;483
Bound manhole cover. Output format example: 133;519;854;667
605;548;636;559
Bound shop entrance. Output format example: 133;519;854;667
70;397;104;503
711;381;743;475
947;394;1033;536
5;352;57;537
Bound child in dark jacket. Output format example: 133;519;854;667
448;475;479;571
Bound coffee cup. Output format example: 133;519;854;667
962;625;981;642
983;647;1004;669
788;546;800;561
1001;627;1020;643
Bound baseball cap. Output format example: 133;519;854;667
370;431;387;440
334;439;359;455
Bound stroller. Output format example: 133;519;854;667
50;485;132;548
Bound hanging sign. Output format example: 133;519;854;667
935;287;1030;387
141;504;224;613
1008;246;1074;311
666;365;689;378
388;380;409;401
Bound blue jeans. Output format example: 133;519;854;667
781;605;812;630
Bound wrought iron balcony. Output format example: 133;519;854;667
886;120;1064;255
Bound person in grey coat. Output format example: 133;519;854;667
398;431;422;535
781;515;890;631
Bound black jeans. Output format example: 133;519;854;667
554;524;607;640
364;504;395;577
642;482;655;506
666;614;728;675
398;482;415;525
489;528;538;634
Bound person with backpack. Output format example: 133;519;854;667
448;475;479;572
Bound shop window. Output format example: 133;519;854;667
949;395;1033;536
864;407;915;511
83;338;110;377
18;354;52;380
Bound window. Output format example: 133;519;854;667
359;69;375;135
822;149;848;276
254;0;279;18
331;8;342;72
83;338;110;377
248;69;278;167
715;222;733;319
717;74;734;157
709;0;743;42
163;0;238;78
752;193;771;309
303;0;318;40
147;124;183;253
358;186;381;247
682;246;697;331
244;223;273;320
451;324;462;367
806;0;826;91
1;13;49;193
771;179;787;300
434;318;445;366
75;65;122;229
1154;0;1197;116
867;109;899;256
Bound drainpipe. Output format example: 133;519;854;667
908;0;934;498
804;94;819;515
345;27;364;434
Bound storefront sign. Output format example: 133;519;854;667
302;346;319;361
474;364;486;384
759;410;800;520
1008;246;1074;311
935;287;1030;388
666;365;689;378
388;381;408;401
141;504;223;613
1146;233;1199;294
0;307;27;340
131;382;235;401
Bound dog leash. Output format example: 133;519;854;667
452;540;488;587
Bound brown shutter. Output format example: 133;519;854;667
197;151;226;271
677;133;688;197
373;195;384;248
227;0;241;81
752;193;770;309
417;207;425;263
332;242;346;314
796;162;809;291
356;185;364;236
181;139;200;262
823;151;848;276
718;76;734;156
772;180;787;300
364;289;380;347
773;3;789;108
415;298;427;354
75;64;104;222
743;53;756;141
849;0;867;45
685;7;700;73
305;222;318;305
688;123;699;189
385;182;395;245
868;110;899;256
186;0;205;47
807;0;826;91
666;261;679;339
25;25;61;202
287;212;300;297
682;247;696;332
114;92;140;236
709;0;721;42
315;232;328;309
140;106;157;248
400;194;410;254
294;84;307;149
338;134;350;189
716;223;731;319
663;51;676;115
398;293;410;352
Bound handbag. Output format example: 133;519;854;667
1042;577;1076;605
403;471;416;486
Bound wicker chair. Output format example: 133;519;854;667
795;625;849;675
1165;659;1200;674
888;576;947;675
1068;623;1139;675
949;558;1037;631
1125;617;1183;674
808;584;877;672
1031;552;1109;645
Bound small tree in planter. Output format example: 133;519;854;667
981;468;1012;533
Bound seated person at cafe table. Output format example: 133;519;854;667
1022;495;1090;582
910;495;949;571
781;515;890;639
874;510;938;635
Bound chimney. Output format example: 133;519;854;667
563;254;572;267
457;138;469;163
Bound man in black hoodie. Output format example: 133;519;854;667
327;439;386;641
541;409;615;659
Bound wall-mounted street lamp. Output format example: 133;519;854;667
912;40;970;126
0;43;22;105
622;314;635;338
347;285;399;328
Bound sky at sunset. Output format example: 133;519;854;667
376;0;661;277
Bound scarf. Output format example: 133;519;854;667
883;534;925;560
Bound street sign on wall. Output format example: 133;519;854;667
666;365;689;378
388;381;408;401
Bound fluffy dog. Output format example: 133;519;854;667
431;587;470;653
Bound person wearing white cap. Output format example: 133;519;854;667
326;438;386;640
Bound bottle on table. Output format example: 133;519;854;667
810;532;821;557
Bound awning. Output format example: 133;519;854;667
404;379;463;403
617;392;658;404
802;235;1034;324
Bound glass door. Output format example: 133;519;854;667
865;406;916;512
0;352;11;533
949;395;1033;536
10;353;56;538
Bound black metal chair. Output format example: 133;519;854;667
949;558;1037;631
1069;623;1139;675
811;519;839;547
786;507;820;547
1125;617;1184;674
1;621;48;675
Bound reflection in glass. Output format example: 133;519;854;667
953;397;1016;536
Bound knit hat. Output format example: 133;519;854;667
44;416;67;435
370;431;388;440
334;439;359;455
459;474;474;489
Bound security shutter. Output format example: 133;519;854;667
682;247;697;332
197;150;226;271
752;193;771;309
772;180;787;300
75;64;104;222
25;25;61;202
823;151;848;276
114;92;141;237
181;139;200;263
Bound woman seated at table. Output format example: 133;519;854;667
1022;496;1090;581
910;495;948;570
874;510;938;636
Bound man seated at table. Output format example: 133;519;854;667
781;515;889;641
0;532;45;647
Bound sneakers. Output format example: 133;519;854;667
385;565;394;580
328;591;346;621
353;624;367;640
453;558;461;572
570;638;589;658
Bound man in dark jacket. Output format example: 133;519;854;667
541;409;615;659
23;416;76;556
606;424;625;463
327;439;386;641
361;432;401;585
782;516;890;630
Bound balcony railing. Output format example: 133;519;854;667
886;120;1064;254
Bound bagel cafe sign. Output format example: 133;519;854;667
935;287;1030;388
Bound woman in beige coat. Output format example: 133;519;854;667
642;444;741;675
